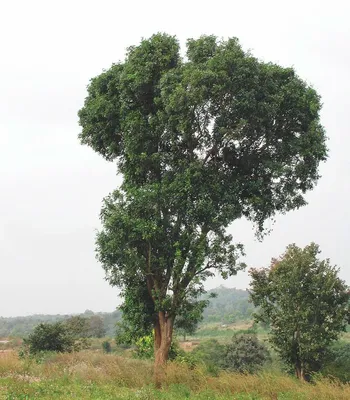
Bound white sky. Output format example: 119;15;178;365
1;0;349;317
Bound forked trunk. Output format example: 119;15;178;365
154;311;174;388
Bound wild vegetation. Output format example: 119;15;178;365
1;350;350;399
1;281;350;398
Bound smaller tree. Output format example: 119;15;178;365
321;341;350;382
222;334;270;373
249;243;350;380
23;322;74;354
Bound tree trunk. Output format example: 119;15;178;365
295;363;306;381
294;328;306;381
154;311;174;388
154;318;162;353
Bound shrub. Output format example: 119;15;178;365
102;340;112;353
222;334;270;373
134;333;182;360
191;339;225;368
23;322;75;354
321;341;350;382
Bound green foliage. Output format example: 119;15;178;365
78;33;327;360
134;333;182;360
23;322;75;354
321;341;350;382
102;340;112;354
189;334;269;375
63;316;92;351
174;299;208;340
222;334;270;374
250;243;350;379
192;339;225;371
134;334;154;359
21;316;100;355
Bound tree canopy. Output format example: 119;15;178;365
78;33;327;373
249;243;349;380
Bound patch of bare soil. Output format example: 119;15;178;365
179;341;200;352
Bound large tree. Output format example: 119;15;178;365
78;33;327;376
249;243;349;380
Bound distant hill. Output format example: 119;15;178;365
0;287;252;337
202;286;253;324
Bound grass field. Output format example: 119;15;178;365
1;325;350;399
1;350;350;399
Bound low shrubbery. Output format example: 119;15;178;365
179;333;270;376
20;319;92;357
134;333;182;360
22;322;75;355
321;341;350;382
102;340;112;353
222;333;271;373
2;350;350;399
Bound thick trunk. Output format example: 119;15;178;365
154;311;174;388
154;318;162;353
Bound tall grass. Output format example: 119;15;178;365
1;351;350;399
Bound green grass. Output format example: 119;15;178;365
0;380;268;400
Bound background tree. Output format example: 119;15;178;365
78;33;327;378
64;316;91;350
249;243;350;380
88;315;106;338
174;298;207;341
65;316;89;338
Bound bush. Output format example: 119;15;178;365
222;334;270;373
102;340;112;353
135;334;154;359
23;322;75;354
321;341;350;382
134;333;182;360
191;339;225;369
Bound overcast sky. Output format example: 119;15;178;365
0;0;349;317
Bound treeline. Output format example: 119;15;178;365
0;287;252;338
0;310;122;338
